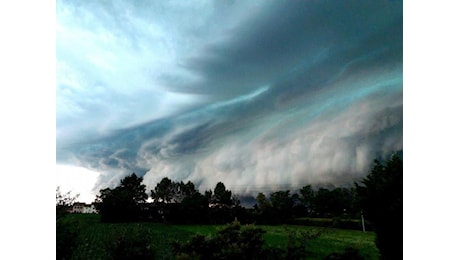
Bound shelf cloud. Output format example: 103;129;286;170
57;0;403;197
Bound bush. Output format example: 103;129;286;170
172;221;323;260
283;226;322;260
172;220;267;260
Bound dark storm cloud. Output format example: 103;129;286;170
165;0;402;99
57;0;403;195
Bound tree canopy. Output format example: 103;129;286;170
56;186;79;219
212;182;233;206
95;173;147;222
356;154;403;260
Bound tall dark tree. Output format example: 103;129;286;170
95;173;147;222
356;154;403;260
312;188;333;217
213;182;233;206
180;191;209;224
255;193;272;211
270;190;295;222
151;177;177;203
175;180;209;223
254;193;274;224
299;185;314;215
179;181;198;199
334;187;359;218
204;189;213;203
206;182;235;224
120;173;148;203
270;191;294;211
151;178;201;204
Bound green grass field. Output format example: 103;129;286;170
60;214;378;259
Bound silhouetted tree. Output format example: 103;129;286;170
120;173;148;203
356;154;403;260
151;177;177;203
175;181;209;223
254;193;274;224
56;186;79;219
95;173;147;222
56;187;80;260
299;185;314;215
213;182;233;206
180;192;209;224
178;181;198;201
207;182;235;224
312;188;333;217
256;193;272;211
204;189;213;203
270;190;295;222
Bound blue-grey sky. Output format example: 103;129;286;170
56;0;402;201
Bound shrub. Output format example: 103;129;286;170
173;221;323;260
172;220;267;260
283;226;322;260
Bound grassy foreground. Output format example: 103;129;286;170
60;214;378;259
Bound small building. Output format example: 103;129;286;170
70;202;98;214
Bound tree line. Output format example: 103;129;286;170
93;173;365;225
93;155;401;225
58;153;402;259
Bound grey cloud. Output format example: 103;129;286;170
165;0;402;99
57;1;403;197
184;92;402;194
66;83;401;195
